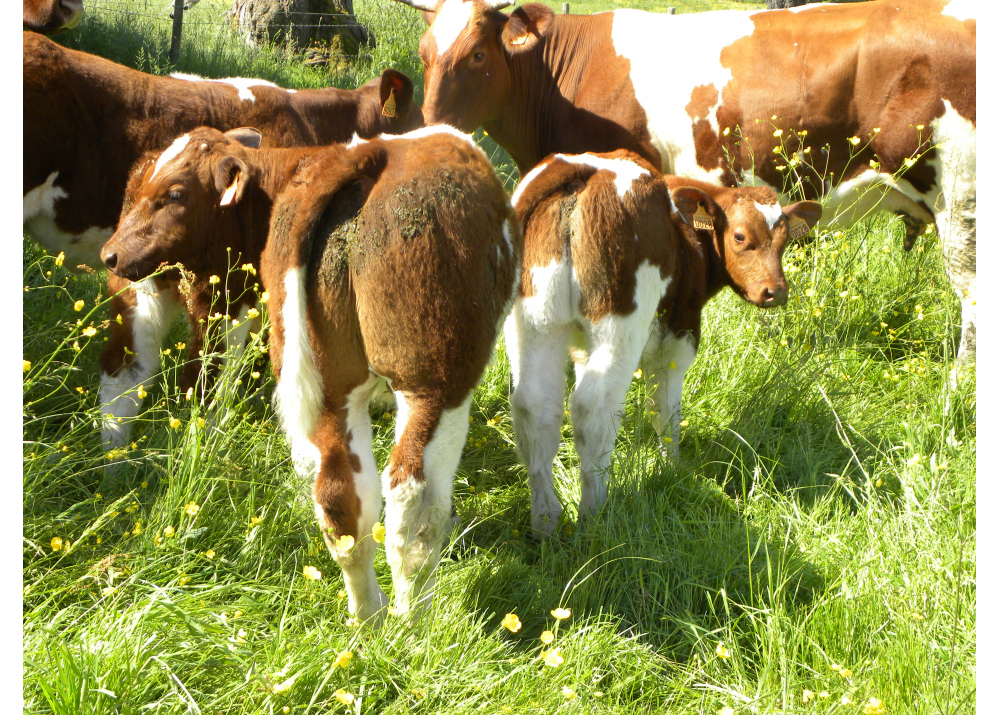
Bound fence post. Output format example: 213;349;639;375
667;7;676;14
562;3;569;13
170;0;185;65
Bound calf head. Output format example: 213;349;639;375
24;0;85;34
101;127;263;281
670;186;822;307
363;69;424;135
392;0;554;131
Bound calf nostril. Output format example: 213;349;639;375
103;252;118;270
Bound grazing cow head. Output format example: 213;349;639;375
23;0;84;34
393;0;554;131
671;186;822;307
101;127;263;281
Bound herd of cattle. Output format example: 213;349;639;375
23;0;975;623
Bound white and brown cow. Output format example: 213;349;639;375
393;0;977;362
22;32;422;449
99;125;520;623
24;0;84;33
506;151;820;534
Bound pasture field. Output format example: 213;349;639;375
24;1;975;713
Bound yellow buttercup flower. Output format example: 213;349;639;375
82;326;97;337
260;291;270;303
205;549;216;560
502;613;522;632
208;275;220;285
551;607;571;620
719;708;735;715
848;136;861;146
272;676;296;693
540;630;554;644
334;689;354;705
250;516;263;526
74;300;85;311
715;642;731;659
55;252;65;267
335;534;355;551
562;685;575;699
178;574;191;586
802;689;814;703
372;522;386;543
50;537;64;552
136;385;147;399
302;565;322;581
169;417;182;429
23;360;30;373
184;501;200;516
334;650;353;668
543;648;564;667
863;698;885;715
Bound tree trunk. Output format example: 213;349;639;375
230;0;372;56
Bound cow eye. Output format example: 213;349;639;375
734;232;746;244
168;189;184;202
473;51;485;62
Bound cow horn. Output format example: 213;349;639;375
390;0;439;11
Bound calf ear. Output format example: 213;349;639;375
215;155;249;207
380;69;414;117
502;3;554;54
223;127;262;149
670;186;719;231
782;200;823;239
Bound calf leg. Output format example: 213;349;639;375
383;391;472;621
640;331;698;459
99;275;183;450
506;310;571;535
312;377;388;624
571;314;655;519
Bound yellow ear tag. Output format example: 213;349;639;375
693;203;714;231
220;176;240;206
382;88;396;118
788;215;810;239
510;34;528;46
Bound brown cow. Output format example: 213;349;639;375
23;0;83;34
506;151;820;534
394;0;977;362
99;125;519;623
22;32;422;450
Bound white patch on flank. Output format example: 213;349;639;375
552;153;650;199
275;266;325;481
942;0;975;21
431;0;475;56
329;375;390;622
347;133;368;148
612;8;755;180
170;73;283;101
379;124;480;153
152;134;191;179
754;201;783;229
640;330;697;458
100;278;185;450
931;99;977;360
23;172;67;222
383;392;473;618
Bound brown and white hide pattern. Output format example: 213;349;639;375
23;33;422;450
399;0;977;364
505;151;820;535
100;125;519;624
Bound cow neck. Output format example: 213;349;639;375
680;217;729;307
489;14;611;174
290;88;364;145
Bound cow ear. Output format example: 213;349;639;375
380;69;414;117
224;127;262;149
670;186;719;232
782;200;823;237
502;3;554;54
215;155;249;207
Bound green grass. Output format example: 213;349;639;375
25;2;974;713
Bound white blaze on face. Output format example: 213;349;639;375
152;134;191;180
431;0;475;56
611;9;757;181
552;153;650;199
754;201;783;230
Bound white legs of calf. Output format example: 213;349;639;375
99;278;184;450
383;392;472;621
640;332;697;458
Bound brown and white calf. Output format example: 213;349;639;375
100;125;520;623
505;151;820;534
23;32;423;449
24;0;83;33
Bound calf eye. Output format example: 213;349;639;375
474;52;485;62
168;190;184;202
734;232;746;244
